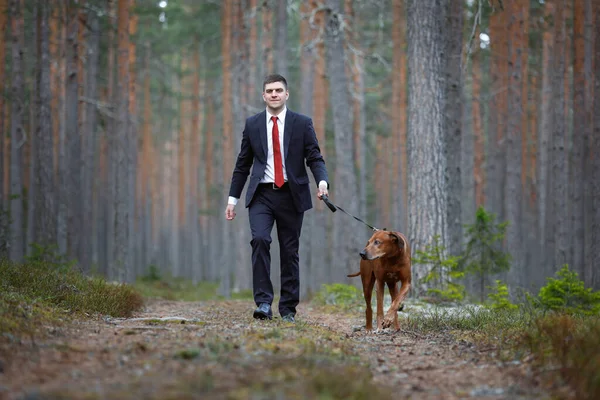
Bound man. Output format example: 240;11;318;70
225;74;329;323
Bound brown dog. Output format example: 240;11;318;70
348;230;411;331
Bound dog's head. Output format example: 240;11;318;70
359;230;407;261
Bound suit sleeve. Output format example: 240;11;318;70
228;119;253;199
303;118;329;187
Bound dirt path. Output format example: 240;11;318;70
1;300;547;400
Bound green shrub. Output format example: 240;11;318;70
486;280;518;311
140;264;162;282
25;243;77;272
413;235;465;303
460;207;511;302
313;283;363;311
537;265;600;315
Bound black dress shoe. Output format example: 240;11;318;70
253;303;272;320
281;314;295;323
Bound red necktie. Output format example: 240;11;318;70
271;116;284;188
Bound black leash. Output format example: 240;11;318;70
321;194;379;232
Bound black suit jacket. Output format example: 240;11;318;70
228;109;328;213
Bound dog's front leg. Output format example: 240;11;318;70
383;282;399;329
375;279;386;332
386;280;411;329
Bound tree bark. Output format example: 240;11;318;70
275;0;287;77
445;0;463;257
325;0;361;282
407;0;448;295
552;0;568;269
538;1;554;281
66;2;81;263
472;35;484;209
486;8;508;223
505;0;527;288
0;0;6;217
571;0;586;277
220;0;234;297
81;6;100;272
392;0;407;231
113;0;130;281
261;0;273;75
34;0;56;247
592;0;600;289
309;3;329;288
9;0;25;262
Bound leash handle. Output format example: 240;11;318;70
321;194;337;213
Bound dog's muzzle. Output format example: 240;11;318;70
359;251;367;260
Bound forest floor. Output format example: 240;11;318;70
1;299;554;400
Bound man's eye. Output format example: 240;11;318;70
275;89;284;93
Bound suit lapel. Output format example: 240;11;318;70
284;110;294;160
258;110;268;158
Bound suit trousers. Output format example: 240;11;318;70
248;184;304;316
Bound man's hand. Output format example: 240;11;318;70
225;204;236;220
317;181;329;200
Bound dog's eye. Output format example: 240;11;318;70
374;240;380;245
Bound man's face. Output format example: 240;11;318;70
263;81;288;110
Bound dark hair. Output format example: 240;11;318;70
263;74;288;91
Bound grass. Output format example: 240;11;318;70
134;273;253;302
313;282;600;399
0;258;144;342
43;315;393;400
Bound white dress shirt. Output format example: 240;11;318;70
262;107;288;185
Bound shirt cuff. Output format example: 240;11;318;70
228;196;238;206
318;180;328;190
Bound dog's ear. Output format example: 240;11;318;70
389;232;405;249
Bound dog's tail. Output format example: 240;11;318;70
347;271;360;278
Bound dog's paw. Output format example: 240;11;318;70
382;316;394;329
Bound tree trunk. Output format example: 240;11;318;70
113;0;130;281
445;0;463;257
486;8;508;223
309;3;329;288
472;35;484;209
34;0;56;248
345;0;366;222
325;0;361;282
246;0;258;111
103;0;117;278
0;0;6;218
571;0;586;277
66;2;81;263
127;0;137;280
220;0;234;297
584;0;594;287
261;0;273;75
505;0;527;288
407;0;448;296
27;2;39;256
552;0;568;269
392;0;407;231
275;0;287;77
9;0;25;262
57;1;68;256
81;6;100;273
592;0;600;289
538;1;554;281
204;86;216;281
